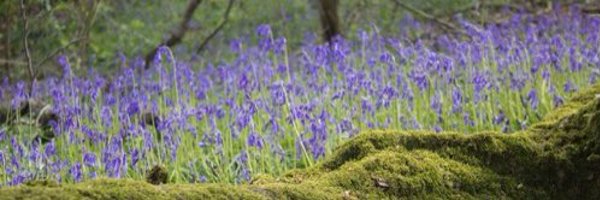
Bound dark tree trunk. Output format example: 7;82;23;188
318;0;341;43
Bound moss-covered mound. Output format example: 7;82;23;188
2;84;600;199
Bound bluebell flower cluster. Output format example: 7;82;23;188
0;6;598;185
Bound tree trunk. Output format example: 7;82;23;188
318;0;341;43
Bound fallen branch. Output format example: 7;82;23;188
145;0;203;69
196;0;236;53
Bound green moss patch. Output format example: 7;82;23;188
2;84;600;199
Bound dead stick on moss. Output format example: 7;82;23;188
19;0;35;97
144;0;204;69
196;0;236;53
390;0;469;37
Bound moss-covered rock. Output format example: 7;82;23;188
2;84;600;199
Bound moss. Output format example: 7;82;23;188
3;84;600;199
24;180;60;187
532;83;600;130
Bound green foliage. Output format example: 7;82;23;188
2;0;490;77
2;83;600;199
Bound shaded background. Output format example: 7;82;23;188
0;0;591;79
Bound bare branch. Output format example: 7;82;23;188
434;2;522;19
0;59;27;66
19;0;35;96
33;37;82;79
390;0;469;37
145;0;203;69
196;0;236;53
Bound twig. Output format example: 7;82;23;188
19;0;35;97
33;37;82;79
196;0;236;53
434;2;522;19
0;59;27;66
390;0;469;37
145;0;203;69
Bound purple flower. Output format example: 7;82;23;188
246;132;264;149
274;37;287;54
256;24;272;37
83;152;97;167
238;74;250;91
542;69;551;81
430;92;442;115
463;113;475;127
58;55;71;78
493;110;506;125
553;94;565;107
131;148;140;167
270;85;286;106
408;69;429;91
0;129;5;143
10;154;20;169
106;156;122;178
472;72;489;93
230;39;242;52
10;174;27;186
28;144;41;163
563;80;577;93
127;100;140;116
527;89;539;109
377;86;397;109
11;137;23;158
101;106;113;127
236;112;251;130
70;162;82;182
379;52;392;63
451;87;463;113
361;97;374;115
433;125;443;133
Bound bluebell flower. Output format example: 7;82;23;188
127;100;140;116
451;87;463;113
70;162;82;182
0;129;5;143
83;152;97;167
256;24;272;37
10;174;27;186
230;39;242;52
131;148;140;167
57;55;71;78
553;94;565;107
433;125;443;133
246;131;264;149
408;69;429;91
430;92;442;115
274;37;287;54
563;80;577;93
527;89;539;109
463;113;475;127
493;110;506;125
